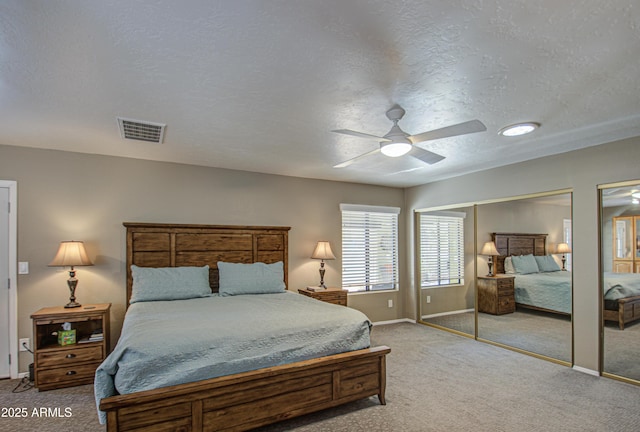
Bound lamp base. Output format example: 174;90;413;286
64;301;81;308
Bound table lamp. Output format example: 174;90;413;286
49;241;93;308
480;241;499;277
556;243;571;271
311;241;336;289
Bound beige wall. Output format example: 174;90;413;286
0;145;405;373
405;136;640;372
5;136;638;375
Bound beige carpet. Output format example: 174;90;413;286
1;323;639;432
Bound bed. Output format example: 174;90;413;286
492;232;640;330
602;273;640;330
97;222;390;432
492;233;571;316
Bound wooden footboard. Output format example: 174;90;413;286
100;345;390;432
604;295;640;330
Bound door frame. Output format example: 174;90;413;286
0;180;18;379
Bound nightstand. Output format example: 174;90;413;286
299;287;348;306
477;275;515;315
31;303;111;391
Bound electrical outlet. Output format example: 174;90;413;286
387;299;393;308
19;338;30;352
426;295;431;303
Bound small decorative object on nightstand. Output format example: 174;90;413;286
310;241;336;289
299;287;348;306
48;240;94;308
477;275;515;315
31;303;111;391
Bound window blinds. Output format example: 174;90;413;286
341;205;399;292
420;212;465;287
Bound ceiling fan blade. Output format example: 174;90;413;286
333;148;381;168
332;129;391;142
409;147;446;165
409;119;487;144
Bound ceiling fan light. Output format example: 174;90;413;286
498;122;540;137
380;141;412;157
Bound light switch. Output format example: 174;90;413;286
18;262;29;274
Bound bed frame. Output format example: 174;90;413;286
603;295;640;330
100;222;389;432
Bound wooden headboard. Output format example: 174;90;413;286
124;223;290;305
492;232;547;274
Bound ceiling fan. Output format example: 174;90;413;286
602;186;640;204
332;104;487;168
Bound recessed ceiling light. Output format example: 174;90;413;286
498;122;540;137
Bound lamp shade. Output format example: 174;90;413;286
556;243;572;254
49;241;93;267
311;241;336;260
480;241;499;256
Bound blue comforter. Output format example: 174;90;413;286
603;272;640;300
95;291;371;423
513;271;640;315
514;271;572;314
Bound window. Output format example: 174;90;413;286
340;204;400;292
419;211;465;287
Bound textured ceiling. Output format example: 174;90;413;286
1;0;639;188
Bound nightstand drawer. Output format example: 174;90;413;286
37;345;103;368
496;285;514;296
497;296;515;314
299;288;348;306
319;293;348;306
496;278;514;291
37;361;101;387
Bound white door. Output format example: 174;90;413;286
0;186;9;378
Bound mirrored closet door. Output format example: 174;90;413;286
600;181;640;383
475;192;573;364
417;205;476;336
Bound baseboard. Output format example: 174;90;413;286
572;365;599;377
372;318;415;326
18;371;29;379
421;308;474;320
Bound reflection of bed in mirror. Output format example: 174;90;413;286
492;233;571;316
491;232;640;330
603;273;640;330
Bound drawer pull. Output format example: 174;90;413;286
65;353;76;359
66;370;77;376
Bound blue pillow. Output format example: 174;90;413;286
511;254;539;274
534;255;561;272
218;261;286;296
130;265;211;303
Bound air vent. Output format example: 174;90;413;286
117;117;166;143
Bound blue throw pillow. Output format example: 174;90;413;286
218;261;286;296
511;254;539;274
130;265;211;303
534;255;561;272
